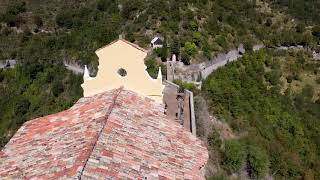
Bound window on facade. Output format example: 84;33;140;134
117;68;127;77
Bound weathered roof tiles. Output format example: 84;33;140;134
0;88;208;179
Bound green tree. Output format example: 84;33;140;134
97;0;118;13
16;99;30;114
295;23;305;33
52;81;64;97
34;16;43;27
56;11;73;29
184;42;197;56
160;37;168;61
189;21;198;31
0;71;3;82
216;36;227;49
207;174;227;180
312;25;320;38
170;38;180;56
181;51;191;65
121;0;143;19
145;58;158;78
192;32;202;45
244;40;253;52
265;18;272;27
265;70;281;86
6;1;26;15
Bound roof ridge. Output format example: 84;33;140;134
76;87;124;179
118;38;148;53
95;38;148;54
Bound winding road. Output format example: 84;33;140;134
198;44;319;80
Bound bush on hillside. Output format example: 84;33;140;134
246;144;270;179
223;140;245;173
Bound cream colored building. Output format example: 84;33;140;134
81;39;164;102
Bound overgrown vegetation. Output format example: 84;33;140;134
0;0;319;64
0;0;122;147
0;1;319;179
145;58;166;79
271;0;320;25
202;49;320;179
173;79;200;95
0;65;82;147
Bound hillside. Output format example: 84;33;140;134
0;0;320;179
270;0;320;25
201;49;320;179
0;0;319;63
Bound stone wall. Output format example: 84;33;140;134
163;80;197;136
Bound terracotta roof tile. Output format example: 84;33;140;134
0;88;208;179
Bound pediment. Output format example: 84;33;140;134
81;39;164;102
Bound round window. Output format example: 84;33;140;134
117;68;127;77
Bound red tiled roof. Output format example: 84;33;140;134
0;88;208;179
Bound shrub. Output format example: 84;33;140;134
170;38;180;56
0;71;4;82
52;81;64;97
265;18;272;27
265;70;281;85
159;37;168;61
97;0;117;13
192;31;202;45
312;25;320;38
173;79;199;95
15;99;30;116
121;0;144;19
216;36;227;49
145;58;158;79
293;73;300;81
181;52;191;65
207;174;227;180
3;14;17;27
223;140;245;173
7;1;26;15
207;128;222;148
295;23;305;33
244;42;253;52
34;16;43;27
56;11;73;28
189;21;198;31
184;41;197;56
286;75;294;83
97;0;108;11
247;144;270;179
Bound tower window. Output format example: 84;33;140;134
117;68;127;77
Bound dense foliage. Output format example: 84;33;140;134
0;0;123;147
271;0;320;25
145;58;166;79
0;65;82;147
0;1;319;179
203;49;320;179
0;0;319;64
